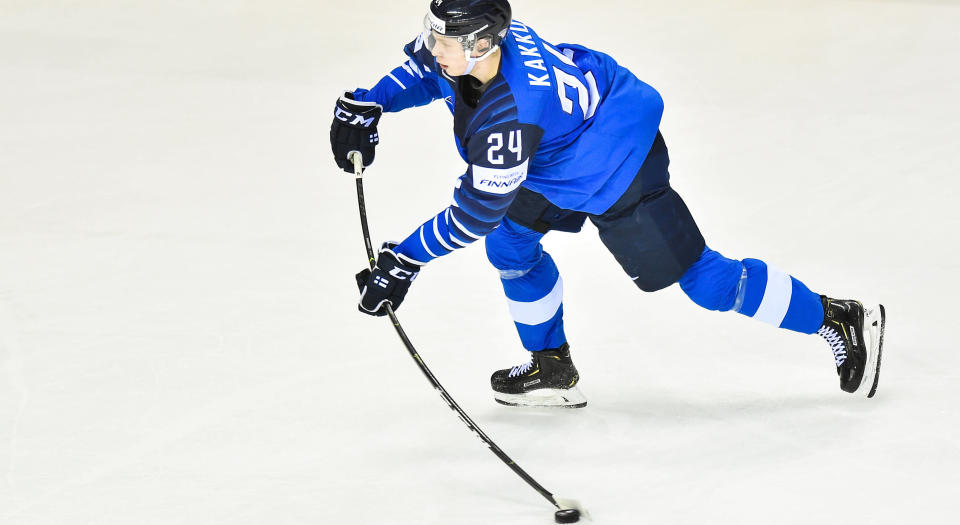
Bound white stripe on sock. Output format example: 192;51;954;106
506;276;563;326
752;264;792;327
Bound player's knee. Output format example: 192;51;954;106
485;238;534;279
485;220;543;278
596;186;704;292
485;233;516;269
679;248;744;311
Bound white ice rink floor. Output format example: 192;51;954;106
2;1;959;523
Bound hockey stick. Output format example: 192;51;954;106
349;152;585;522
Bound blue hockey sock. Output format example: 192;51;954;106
737;259;824;334
680;249;824;334
486;219;567;351
500;252;567;350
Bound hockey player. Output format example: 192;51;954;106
330;0;885;407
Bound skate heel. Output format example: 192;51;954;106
862;304;886;398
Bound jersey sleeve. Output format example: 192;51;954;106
352;34;444;113
392;120;545;266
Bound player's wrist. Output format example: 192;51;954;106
380;242;423;271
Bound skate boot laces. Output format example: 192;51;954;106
508;358;535;378
818;325;847;367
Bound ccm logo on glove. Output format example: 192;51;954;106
334;107;377;128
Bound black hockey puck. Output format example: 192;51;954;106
555;508;580;523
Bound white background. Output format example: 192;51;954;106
2;1;959;523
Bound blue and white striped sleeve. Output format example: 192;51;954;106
392;121;545;266
353;34;443;113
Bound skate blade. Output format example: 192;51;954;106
494;386;587;408
862;304;885;398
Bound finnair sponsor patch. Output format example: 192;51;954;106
472;160;528;194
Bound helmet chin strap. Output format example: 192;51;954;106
463;57;478;76
462;45;499;76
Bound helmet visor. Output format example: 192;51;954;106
422;14;478;54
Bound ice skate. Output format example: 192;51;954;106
817;296;886;397
490;343;587;408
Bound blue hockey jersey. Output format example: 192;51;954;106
353;20;664;266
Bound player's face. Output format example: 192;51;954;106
429;32;469;76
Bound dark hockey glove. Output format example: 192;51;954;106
330;91;382;173
355;243;420;316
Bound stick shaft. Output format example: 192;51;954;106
349;152;559;508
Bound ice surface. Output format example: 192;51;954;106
2;1;959;523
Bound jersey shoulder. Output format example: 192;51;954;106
497;20;590;134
